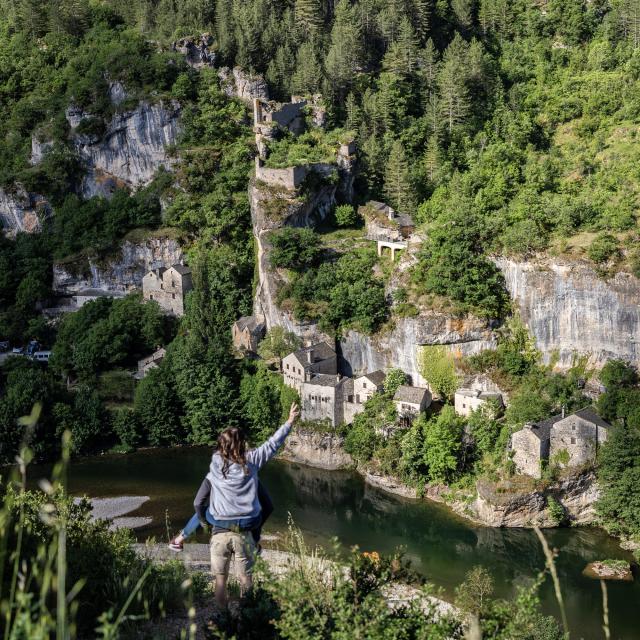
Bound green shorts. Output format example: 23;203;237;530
209;530;256;577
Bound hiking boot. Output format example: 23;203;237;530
168;537;183;552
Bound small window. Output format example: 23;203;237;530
356;394;361;404
149;294;153;300
286;364;289;370
363;382;367;389
462;403;466;408
572;424;576;431
571;437;576;444
348;395;353;403
172;293;176;299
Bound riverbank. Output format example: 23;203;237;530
281;429;601;529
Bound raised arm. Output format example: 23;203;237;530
247;403;299;469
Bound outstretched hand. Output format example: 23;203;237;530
288;402;300;425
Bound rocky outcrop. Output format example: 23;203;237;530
281;428;353;470
0;185;50;236
364;472;418;499
339;319;496;385
496;256;640;370
172;34;215;68
250;176;341;344
474;471;599;527
64;101;181;199
53;236;183;295
218;67;269;104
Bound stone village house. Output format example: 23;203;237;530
393;385;432;427
142;264;193;316
282;342;402;427
511;407;611;479
232;316;266;354
454;388;504;417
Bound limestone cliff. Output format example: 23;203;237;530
339;319;496;385
496;256;640;370
250;176;342;344
64;100;181;199
0;185;50;236
218;67;269;104
474;471;599;527
281;428;353;470
53;236;183;295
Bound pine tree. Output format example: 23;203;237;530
216;0;236;61
437;35;470;133
616;0;640;48
291;40;324;95
382;16;419;76
48;0;90;37
345;92;363;131
384;140;415;215
412;0;431;43
295;0;324;38
267;44;296;98
324;0;363;100
423;135;441;183
451;0;475;30
16;0;49;36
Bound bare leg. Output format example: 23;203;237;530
238;574;252;598
215;574;228;608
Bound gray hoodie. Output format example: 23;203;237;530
206;421;292;520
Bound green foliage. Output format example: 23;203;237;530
334;204;358;227
418;345;459;401
111;407;142;450
588;232;620;264
50;295;172;381
134;362;184;446
269;227;323;271
263;129;352;169
344;394;396;464
383;368;407;396
257;326;302;366
546;496;567;526
1;456;196;637
423;405;465;484
241;363;298;442
279;247;388;335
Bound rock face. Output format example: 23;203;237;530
218;67;269;104
339;319;496;385
53;236;183;295
172;34;216;68
474;471;599;527
65;101;181;199
0;185;50;236
281;428;353;470
250;177;341;344
496;256;640;370
583;560;633;581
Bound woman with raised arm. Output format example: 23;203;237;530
172;402;300;608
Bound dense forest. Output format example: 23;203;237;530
1;1;640;637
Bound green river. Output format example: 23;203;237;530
28;447;639;640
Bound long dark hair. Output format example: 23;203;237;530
217;427;248;477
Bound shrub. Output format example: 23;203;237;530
546;496;567;526
587;233;620;264
269;227;323;270
111;407;142;450
418;345;459;401
334;204;358;227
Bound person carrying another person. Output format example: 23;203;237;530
175;402;299;608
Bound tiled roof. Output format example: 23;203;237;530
305;373;342;387
393;385;429;404
573;407;611;430
171;264;191;275
360;370;386;386
292;341;335;366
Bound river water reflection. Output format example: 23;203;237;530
28;447;638;640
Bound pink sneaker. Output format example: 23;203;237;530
168;537;183;552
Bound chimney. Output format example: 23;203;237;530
562;404;566;419
387;206;395;221
306;349;313;363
